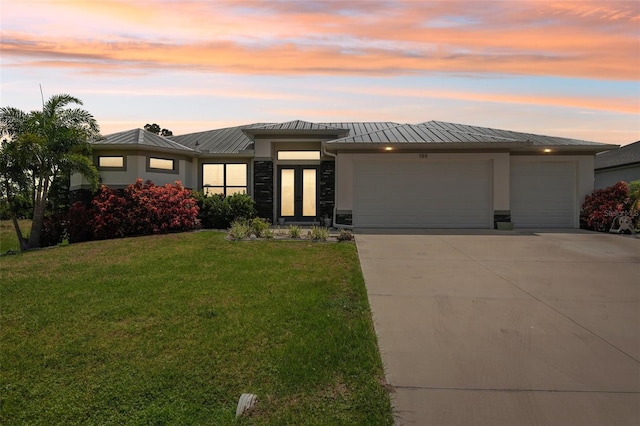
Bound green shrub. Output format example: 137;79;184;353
251;217;272;237
228;220;252;241
287;224;301;239
195;192;257;229
194;192;226;229
225;193;257;223
337;228;354;242
308;225;329;241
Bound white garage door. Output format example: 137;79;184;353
353;160;492;228
510;161;575;228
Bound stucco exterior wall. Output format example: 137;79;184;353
70;153;194;190
336;152;511;212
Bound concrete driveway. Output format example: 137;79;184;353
356;230;640;426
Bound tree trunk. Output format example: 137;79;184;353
27;179;48;250
11;214;29;251
2;180;28;251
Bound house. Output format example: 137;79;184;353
70;120;615;229
594;141;640;189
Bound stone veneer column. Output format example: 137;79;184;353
319;160;335;219
253;161;274;222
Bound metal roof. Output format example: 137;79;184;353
169;123;268;154
422;121;608;147
248;120;348;133
327;120;614;151
320;122;399;137
595;141;640;170
326;123;517;144
95;129;194;152
169;121;400;154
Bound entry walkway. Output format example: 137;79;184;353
356;229;640;425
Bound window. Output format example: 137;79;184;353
203;163;247;195
277;151;320;160
98;156;125;169
149;157;175;171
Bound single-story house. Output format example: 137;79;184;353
594;141;640;189
71;120;616;229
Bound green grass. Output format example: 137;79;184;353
0;231;393;425
0;219;31;252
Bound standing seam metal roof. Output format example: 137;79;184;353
422;121;607;146
95;129;194;152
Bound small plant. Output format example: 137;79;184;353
251;217;272;237
287;224;301;239
309;225;329;241
261;228;274;239
228;220;252;241
337;228;354;242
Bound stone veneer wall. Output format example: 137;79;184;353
319;160;335;220
253;161;274;222
335;211;353;226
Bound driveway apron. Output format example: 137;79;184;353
356;230;640;426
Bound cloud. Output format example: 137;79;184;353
1;0;638;80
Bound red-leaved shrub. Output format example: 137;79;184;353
67;202;94;243
67;179;200;242
91;179;200;240
581;181;633;232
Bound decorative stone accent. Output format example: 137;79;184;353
253;161;274;221
493;210;511;229
336;211;353;226
319;160;335;220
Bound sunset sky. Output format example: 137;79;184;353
1;0;639;145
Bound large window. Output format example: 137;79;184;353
203;163;247;195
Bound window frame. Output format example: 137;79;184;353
202;163;248;196
147;156;179;174
97;155;126;171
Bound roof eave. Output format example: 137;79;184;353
91;143;194;155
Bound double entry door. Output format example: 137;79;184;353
278;165;318;222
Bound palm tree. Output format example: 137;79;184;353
0;94;100;250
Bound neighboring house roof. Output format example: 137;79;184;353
168;123;267;154
95;128;194;153
595;141;640;170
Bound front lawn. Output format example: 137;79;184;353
0;219;31;253
0;231;393;425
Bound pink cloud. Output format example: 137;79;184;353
2;1;638;80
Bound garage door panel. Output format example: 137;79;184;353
511;162;575;228
354;160;492;228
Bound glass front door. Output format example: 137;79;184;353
278;166;318;222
